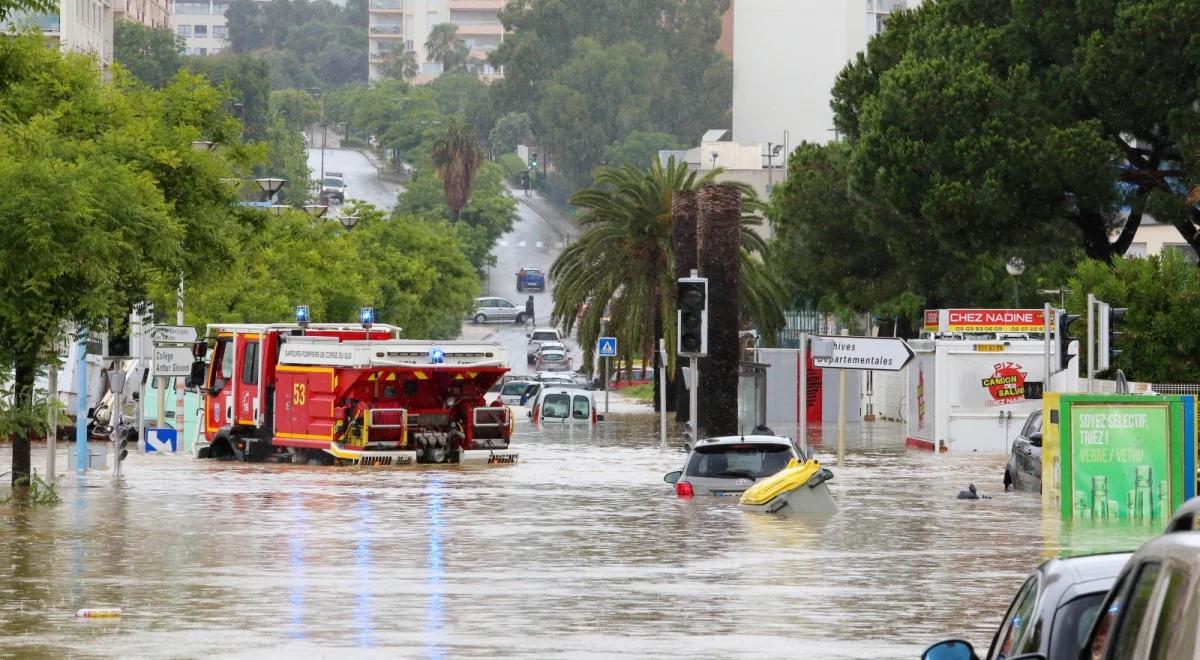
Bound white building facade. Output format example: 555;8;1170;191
170;0;228;56
368;0;503;82
2;0;115;69
732;0;919;146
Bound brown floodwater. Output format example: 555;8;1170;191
0;413;1161;659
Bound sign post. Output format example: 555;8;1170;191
152;325;196;452
598;336;617;416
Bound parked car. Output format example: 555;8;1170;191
662;435;805;497
321;172;346;203
468;297;527;324
535;347;571;372
1077;497;1200;660
498;380;534;406
516;266;546;292
609;366;652;388
1004;410;1043;492
526;327;562;365
529;387;601;426
921;551;1132;660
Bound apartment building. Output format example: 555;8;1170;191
1;0;114;69
368;0;504;82
170;0;228;56
114;0;169;28
732;0;920;146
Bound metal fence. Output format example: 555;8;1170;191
776;310;842;348
1149;384;1200;396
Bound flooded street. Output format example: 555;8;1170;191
0;416;1160;659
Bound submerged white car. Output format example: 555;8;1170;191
530;387;602;426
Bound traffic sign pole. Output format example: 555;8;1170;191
604;356;609;417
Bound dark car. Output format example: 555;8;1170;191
922;552;1131;660
516;266;546;292
1004;410;1042;493
1079;497;1200;660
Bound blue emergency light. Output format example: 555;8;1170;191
430;347;445;364
295;305;310;326
360;306;376;328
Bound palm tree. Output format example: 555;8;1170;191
425;22;468;73
550;158;784;403
430;117;483;219
400;50;419;80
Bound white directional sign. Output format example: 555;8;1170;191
151;325;197;344
153;346;194;377
597;336;618;357
811;336;915;372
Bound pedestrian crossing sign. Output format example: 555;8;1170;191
598;337;618;357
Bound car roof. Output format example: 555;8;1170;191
539;387;592;397
693;435;794;447
1037;552;1132;607
522;266;543;271
530;327;559;333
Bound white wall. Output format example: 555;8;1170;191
732;0;919;147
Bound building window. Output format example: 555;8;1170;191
1164;244;1199;264
213;24;226;38
210;47;220;54
177;24;191;36
193;24;207;36
1126;242;1147;258
197;47;207;55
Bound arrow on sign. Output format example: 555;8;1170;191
811;336;915;372
597;337;617;357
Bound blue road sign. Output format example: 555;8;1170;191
598;337;618;357
145;427;177;453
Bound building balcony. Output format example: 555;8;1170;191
449;0;504;9
368;25;403;35
369;51;397;63
452;21;503;37
368;0;403;11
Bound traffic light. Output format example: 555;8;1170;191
529;151;538;170
1097;302;1128;371
114;424;135;464
676;277;708;356
1056;309;1081;372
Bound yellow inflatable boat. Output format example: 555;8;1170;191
739;458;837;515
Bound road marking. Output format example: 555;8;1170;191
500;240;509;247
518;241;527;248
536;241;544;248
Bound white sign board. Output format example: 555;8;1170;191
153;346;194;377
279;343;358;366
151;325;198;344
812;336;914;372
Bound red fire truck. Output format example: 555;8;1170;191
189;323;517;466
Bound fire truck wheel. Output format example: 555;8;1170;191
306;450;333;466
474;313;486;324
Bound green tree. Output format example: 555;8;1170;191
425;22;468;74
1066;251;1200;383
603;130;683;168
430;118;484;219
0;0;51;21
383;50;419;81
185;54;272;140
550;158;783;382
223;0;366;89
488;111;532;155
113;19;184;88
270;88;320;129
0;38;244;486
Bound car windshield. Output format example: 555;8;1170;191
541;353;564;362
501;382;531;396
531;332;558;341
322;177;343;187
1048;593;1107;660
542;393;570;418
685;443;792;480
523;269;542;275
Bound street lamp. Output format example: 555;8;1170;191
709;151;719;169
338;213;360;231
303;204;329;219
1006;256;1026;308
255;177;287;202
765;142;784;194
191;140;215;152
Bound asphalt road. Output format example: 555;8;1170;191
477;190;578;376
306;147;403;212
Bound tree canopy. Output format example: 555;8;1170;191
491;0;732;189
113;19;185;89
771;0;1200;324
224;0;366;89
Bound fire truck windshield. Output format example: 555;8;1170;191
215;338;234;380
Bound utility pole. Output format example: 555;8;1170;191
47;363;57;479
75;330;89;473
175;277;186;449
1086;293;1096;393
658;339;667;450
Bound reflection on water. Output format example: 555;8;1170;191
0;416;1162;659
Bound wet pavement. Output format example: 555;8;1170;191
0;418;1161;659
306;147;403;212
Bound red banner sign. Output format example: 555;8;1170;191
924;309;1053;333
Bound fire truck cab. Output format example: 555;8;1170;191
191;323;516;466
